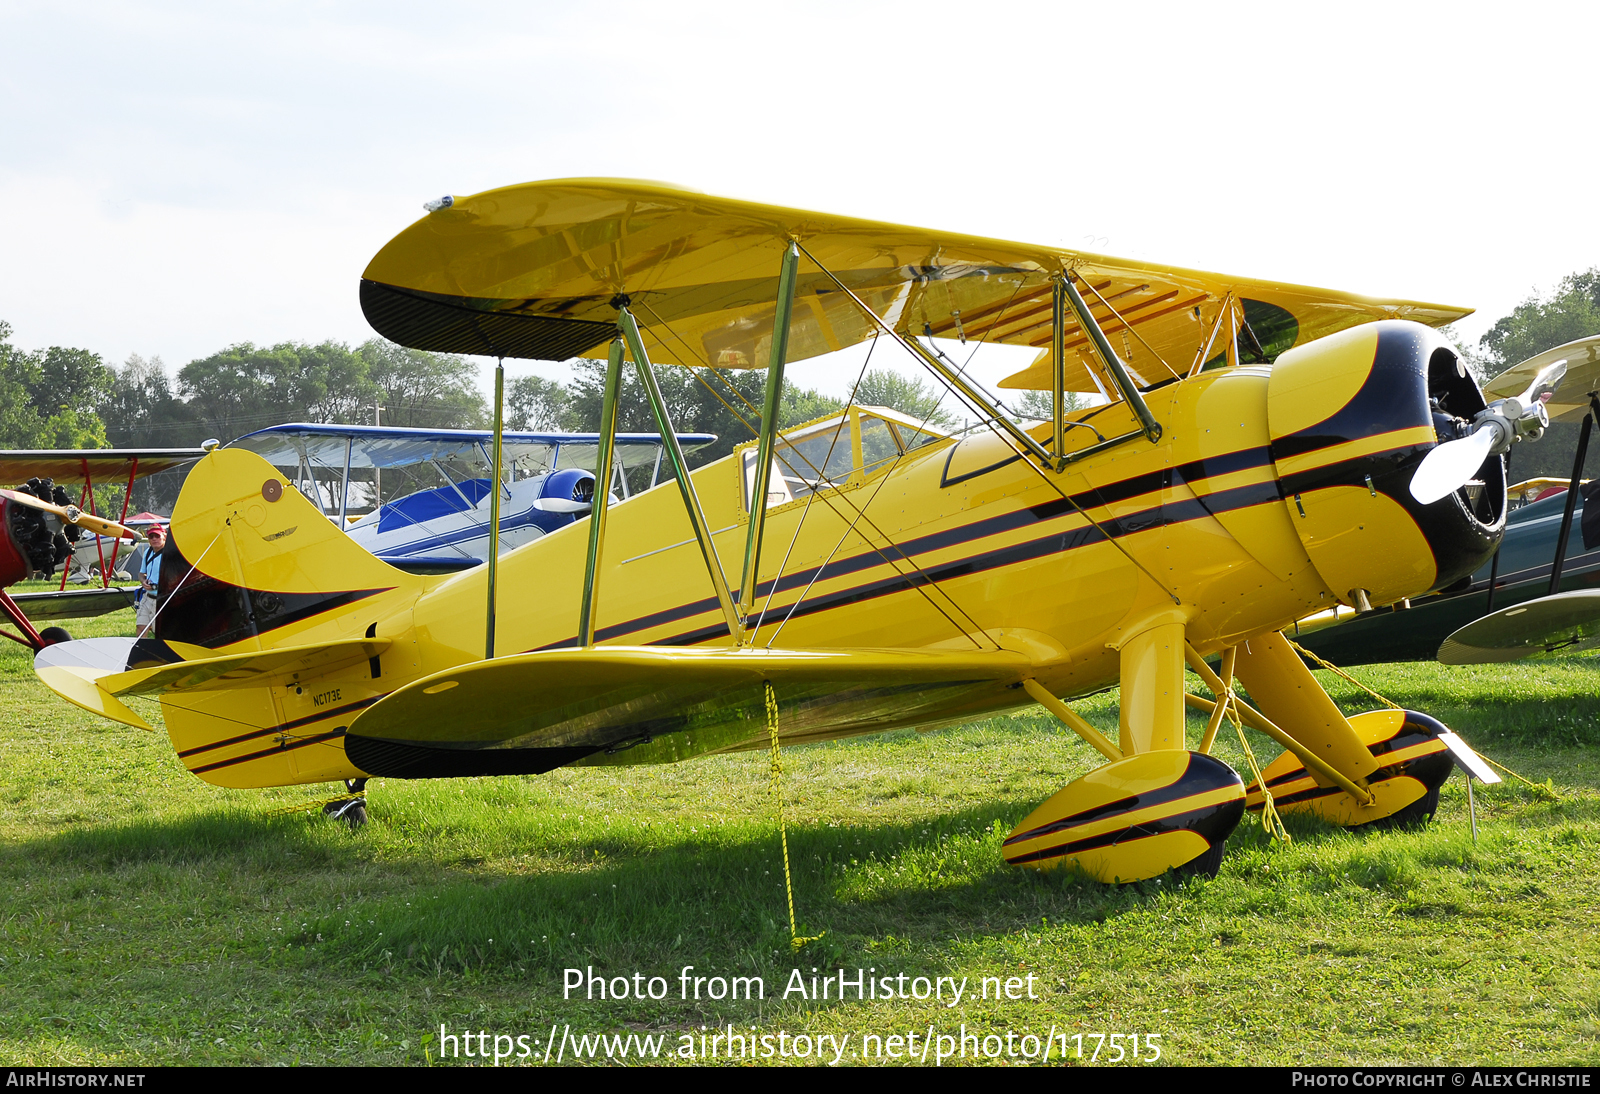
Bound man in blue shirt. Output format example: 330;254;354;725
135;525;165;637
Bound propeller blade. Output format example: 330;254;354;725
532;497;592;513
1439;590;1600;665
0;488;144;540
1519;358;1568;405
1409;426;1497;505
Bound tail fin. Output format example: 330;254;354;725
159;449;422;650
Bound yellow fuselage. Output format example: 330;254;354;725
152;321;1493;789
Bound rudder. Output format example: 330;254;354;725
157;449;422;652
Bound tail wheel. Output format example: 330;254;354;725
323;798;367;829
38;627;72;645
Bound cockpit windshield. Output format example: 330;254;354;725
741;406;950;510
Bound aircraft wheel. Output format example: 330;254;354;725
38;626;71;645
323;797;367;829
1244;710;1455;829
1003;751;1245;882
1172;838;1227;880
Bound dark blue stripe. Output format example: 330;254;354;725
536;444;1287;651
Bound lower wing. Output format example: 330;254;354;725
344;645;1034;778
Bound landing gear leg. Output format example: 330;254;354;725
1232;633;1456;828
324;778;368;829
1006;620;1246;882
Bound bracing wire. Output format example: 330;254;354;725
633;299;994;643
795;243;1183;606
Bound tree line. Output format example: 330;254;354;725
1;265;1594;505
0;323;955;459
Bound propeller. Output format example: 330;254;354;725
1409;427;1497;506
0;488;145;540
1410;358;1569;505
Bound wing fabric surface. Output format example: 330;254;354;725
1438;591;1600;664
361;179;1470;384
345;645;1032;778
229;423;715;470
11;586;139;621
0;449;204;484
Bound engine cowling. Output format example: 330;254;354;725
1265;320;1503;608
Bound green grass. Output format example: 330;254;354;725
1;608;1598;1065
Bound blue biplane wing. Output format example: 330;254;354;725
230;423;714;470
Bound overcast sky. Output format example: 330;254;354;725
3;0;1597;402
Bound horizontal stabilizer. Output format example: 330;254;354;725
100;637;391;696
346;645;1032;778
34;635;389;728
35;666;153;731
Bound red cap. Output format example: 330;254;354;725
145;525;167;539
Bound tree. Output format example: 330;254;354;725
297;341;381;424
780;384;844;428
1478;270;1600;375
357;339;485;429
32;346;114;417
178;340;381;442
0;323;112;450
562;358;766;468
506;374;571;431
1014;387;1084;420
853;368;957;427
102;354;201;448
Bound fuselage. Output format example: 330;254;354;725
140;320;1503;789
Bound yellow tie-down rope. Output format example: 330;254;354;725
264;790;364;817
765;682;824;952
1222;688;1291;844
1285;636;1557;801
1191;647;1290;844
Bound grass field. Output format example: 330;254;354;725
1;606;1597;1066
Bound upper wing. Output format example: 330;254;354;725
0;448;205;484
344;644;1033;778
1484;334;1600;424
360;178;1470;384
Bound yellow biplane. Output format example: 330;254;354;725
31;180;1549;880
